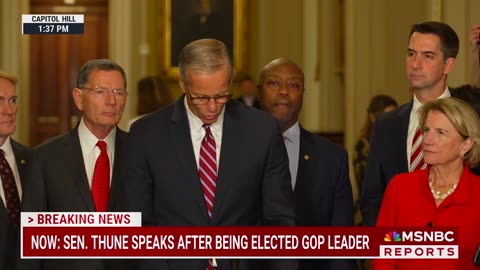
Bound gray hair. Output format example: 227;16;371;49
77;59;127;89
178;39;233;88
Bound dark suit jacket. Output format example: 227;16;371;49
235;96;261;109
126;96;295;270
360;102;411;226
295;128;356;270
361;96;480;226
20;127;129;270
0;139;29;270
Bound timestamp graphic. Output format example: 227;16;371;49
22;14;84;35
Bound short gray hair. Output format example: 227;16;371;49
178;39;233;88
77;59;127;89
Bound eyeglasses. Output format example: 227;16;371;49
186;88;232;105
80;86;128;99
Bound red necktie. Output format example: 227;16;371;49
199;125;217;219
92;141;110;212
0;150;20;225
200;126;217;270
410;127;426;171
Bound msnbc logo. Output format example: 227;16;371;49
384;231;401;242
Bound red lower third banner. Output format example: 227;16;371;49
21;226;458;259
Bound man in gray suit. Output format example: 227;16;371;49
0;70;29;270
126;39;295;270
21;59;129;270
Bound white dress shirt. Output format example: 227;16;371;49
407;87;450;165
283;122;300;190
78;118;116;188
184;97;224;169
0;137;22;207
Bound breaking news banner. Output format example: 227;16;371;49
22;14;84;35
20;212;458;259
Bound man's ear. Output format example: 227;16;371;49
178;77;186;93
444;57;456;75
72;88;84;111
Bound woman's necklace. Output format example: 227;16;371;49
428;174;458;200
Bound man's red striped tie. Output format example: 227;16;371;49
410;127;427;171
199;125;217;270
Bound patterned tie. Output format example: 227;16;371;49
92;141;110;212
199;125;217;219
199;126;217;270
0;149;20;225
410;127;426;171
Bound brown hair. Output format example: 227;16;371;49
136;76;172;115
360;95;398;140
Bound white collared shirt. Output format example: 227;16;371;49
78;118;116;188
283;122;300;190
407;87;450;165
0;137;22;207
184;97;224;169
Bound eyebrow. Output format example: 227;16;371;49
408;48;437;55
189;89;229;97
0;96;17;100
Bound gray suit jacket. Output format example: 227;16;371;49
126;96;295;270
0;139;29;270
20;127;129;270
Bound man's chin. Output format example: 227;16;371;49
0;127;15;137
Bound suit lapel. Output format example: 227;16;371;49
293;128;311;198
171;96;209;220
211;102;239;224
108;128;128;211
10;139;29;188
68;128;97;211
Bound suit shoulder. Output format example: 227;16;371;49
31;131;78;157
377;102;409;121
374;102;411;132
304;129;347;156
10;139;30;152
235;103;276;125
34;132;71;149
131;103;174;131
116;128;129;141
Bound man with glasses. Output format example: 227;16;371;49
21;59;131;270
125;39;295;270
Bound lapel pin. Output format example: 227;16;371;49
20;159;26;165
304;154;310;160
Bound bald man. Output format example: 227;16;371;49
258;58;356;270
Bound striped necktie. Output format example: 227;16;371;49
410;127;426;171
199;125;217;219
199;125;217;270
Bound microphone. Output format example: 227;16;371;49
427;222;433;227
